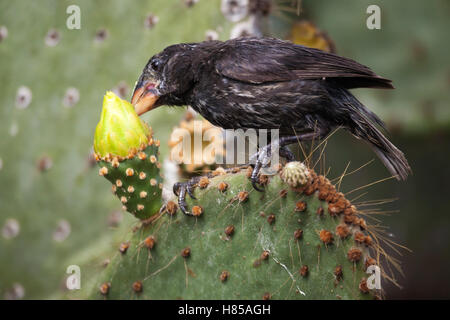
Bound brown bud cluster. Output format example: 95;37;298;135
198;177;210;189
166;201;178;216
294;169;365;231
319;230;333;244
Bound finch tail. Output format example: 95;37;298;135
330;87;412;180
355;119;411;181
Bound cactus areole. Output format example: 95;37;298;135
94;92;163;219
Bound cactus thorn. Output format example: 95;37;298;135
119;242;130;254
138;152;147;160
191;206;203;217
166;201;178;215
316;207;324;216
295;201;307;212
99;282;110;295
224;225;235;236
300;265;309;277
144;236;156;249
198;177;210;189
220;271;230;282
359;278;369;294
218;182;228;192
181;247;191;258
334;265;343;281
294;229;303;240
262;292;271;300
319;230;333;244
139;191;147;198
132;281;143;293
336;224;350;239
347;248;362;262
99;167;108;176
237;191;249;203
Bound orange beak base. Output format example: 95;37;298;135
131;83;159;116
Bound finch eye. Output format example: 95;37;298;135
150;59;161;71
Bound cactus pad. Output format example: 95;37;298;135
91;165;380;300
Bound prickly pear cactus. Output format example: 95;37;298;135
91;94;380;300
92;164;379;300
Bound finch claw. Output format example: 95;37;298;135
173;182;193;216
250;143;295;192
173;182;181;197
172;179;200;216
250;162;264;192
159;203;167;214
186;181;197;200
178;198;192;216
251;178;264;192
280;146;295;162
249;144;273;192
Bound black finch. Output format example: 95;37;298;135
131;37;411;181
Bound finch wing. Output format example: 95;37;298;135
214;38;393;89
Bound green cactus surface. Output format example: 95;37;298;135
96;146;163;220
91;163;380;300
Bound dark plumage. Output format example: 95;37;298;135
131;37;411;181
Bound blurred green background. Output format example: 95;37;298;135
0;0;449;299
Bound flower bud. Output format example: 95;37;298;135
94;91;150;158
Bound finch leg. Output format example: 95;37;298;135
173;165;250;216
280;146;295;162
250;129;329;191
173;179;199;216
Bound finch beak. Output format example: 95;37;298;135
131;80;160;116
